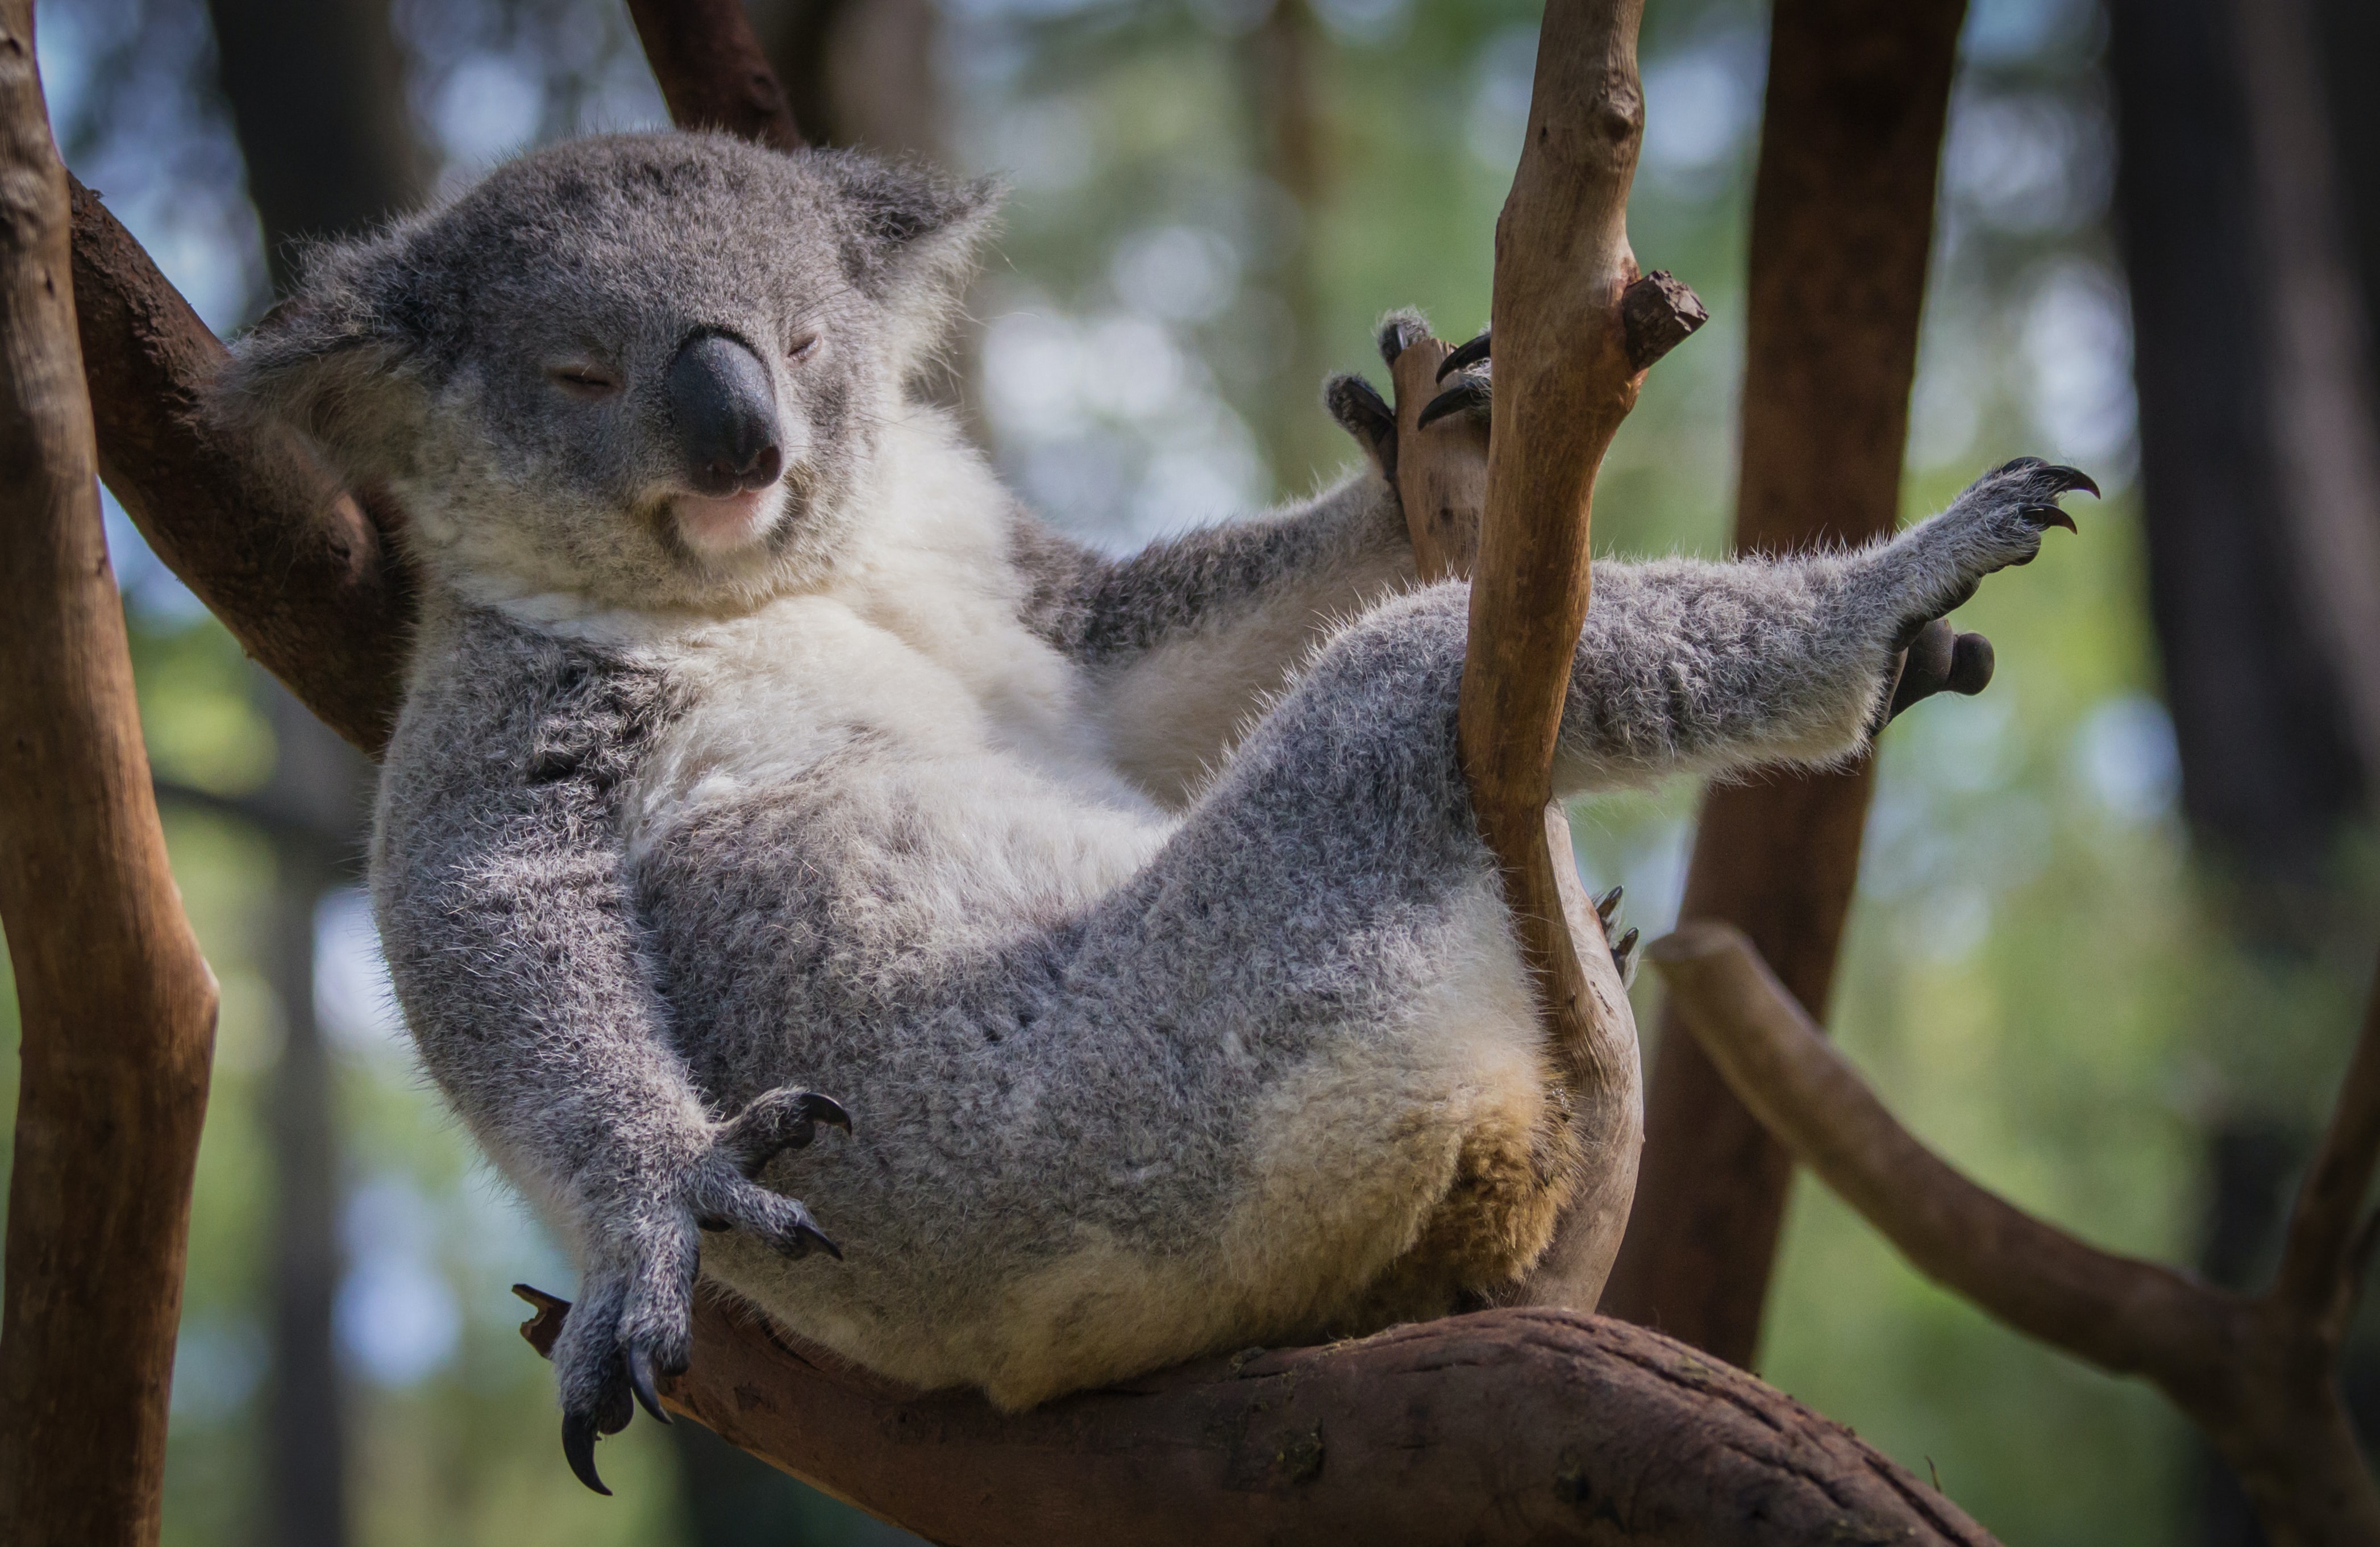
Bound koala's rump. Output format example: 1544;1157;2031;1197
640;737;1562;1409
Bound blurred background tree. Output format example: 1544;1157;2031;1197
5;0;2379;1542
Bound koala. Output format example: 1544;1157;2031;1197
215;130;2090;1493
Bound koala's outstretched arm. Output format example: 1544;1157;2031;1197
372;614;844;1492
1016;472;1418;805
1551;459;2095;792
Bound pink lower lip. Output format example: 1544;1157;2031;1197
674;490;774;554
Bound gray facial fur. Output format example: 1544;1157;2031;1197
219;130;2089;1492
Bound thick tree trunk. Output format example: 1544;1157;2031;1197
1600;0;1967;1365
0;7;222;1544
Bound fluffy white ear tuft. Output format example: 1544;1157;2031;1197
819;151;1004;386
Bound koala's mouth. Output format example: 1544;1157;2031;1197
671;484;788;559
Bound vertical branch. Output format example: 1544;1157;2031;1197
626;0;807;151
0;6;222;1544
1459;0;1657;1304
2232;0;2380;789
1601;0;1967;1358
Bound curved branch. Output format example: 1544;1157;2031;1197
2275;958;2380;1325
1652;921;2380;1547
1455;0;1665;1309
518;1292;2001;1546
70;179;409;754
0;8;222;1541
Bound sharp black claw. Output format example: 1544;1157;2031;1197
1417;376;1491;431
629;1345;671;1427
1436;328;1490;381
2023;504;2079;533
563;1412;611;1496
1613;926;1640;962
1593;885;1623;928
796;1222;844;1261
798;1092;854;1136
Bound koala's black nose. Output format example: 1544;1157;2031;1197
665;332;784;496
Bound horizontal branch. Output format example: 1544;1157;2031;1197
516;1290;1998;1546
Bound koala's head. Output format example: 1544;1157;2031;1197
218;132;997;612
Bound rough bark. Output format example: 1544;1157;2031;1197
1600;0;1967;1364
1655;922;2380;1547
514;1291;1999;1546
0;7;223;1544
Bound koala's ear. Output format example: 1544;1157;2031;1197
818;153;1002;372
211;232;427;480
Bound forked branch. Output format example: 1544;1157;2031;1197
1653;921;2380;1547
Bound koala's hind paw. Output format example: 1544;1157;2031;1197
1875;617;1997;732
1417;328;1493;430
1325;372;1398;481
549;1085;849;1495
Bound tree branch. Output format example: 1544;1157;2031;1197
512;1291;2002;1546
2275;958;2380;1324
1602;0;1969;1363
1653;921;2380;1547
0;7;222;1542
70;178;409;754
626;0;805;151
1453;0;1657;1311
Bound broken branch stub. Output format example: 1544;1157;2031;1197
1620;271;1707;372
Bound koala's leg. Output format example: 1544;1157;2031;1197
1552;458;2094;793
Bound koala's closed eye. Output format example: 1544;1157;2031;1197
547;363;623;400
787;331;823;363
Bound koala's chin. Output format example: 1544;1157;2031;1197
672;484;789;560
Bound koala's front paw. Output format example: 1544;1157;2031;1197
553;1086;849;1495
1926;456;2099;589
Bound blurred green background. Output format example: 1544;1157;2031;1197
5;0;2377;1542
